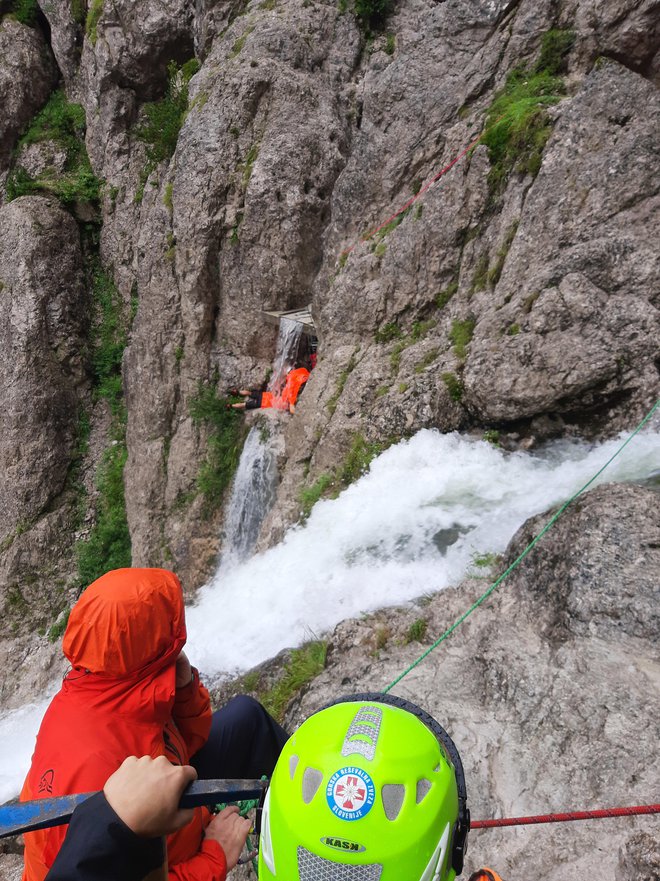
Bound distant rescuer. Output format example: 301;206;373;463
20;567;288;881
227;361;311;415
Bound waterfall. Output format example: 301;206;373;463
186;427;660;677
1;426;659;802
221;424;279;567
268;316;303;395
220;316;300;564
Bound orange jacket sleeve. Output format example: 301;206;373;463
172;668;212;758
168;839;227;881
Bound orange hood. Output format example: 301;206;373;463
63;568;187;677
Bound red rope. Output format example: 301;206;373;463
471;804;660;829
340;128;485;259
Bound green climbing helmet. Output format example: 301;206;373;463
258;692;470;881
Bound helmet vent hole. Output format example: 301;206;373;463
416;778;432;803
302;766;323;803
289;754;299;779
342;706;383;761
433;764;441;773
381;783;405;820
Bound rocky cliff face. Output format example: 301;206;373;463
0;0;658;873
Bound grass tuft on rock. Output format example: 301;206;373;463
77;435;131;586
535;29;576;76
134;59;200;199
481;66;566;195
374;322;403;344
406;618;427;643
190;383;245;513
260;641;327;723
91;269;128;411
442;371;464;402
299;434;391;519
6;90;101;209
7;0;39;26
70;0;86;25
86;0;103;43
354;0;394;31
449;317;475;360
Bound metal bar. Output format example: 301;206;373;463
0;779;266;839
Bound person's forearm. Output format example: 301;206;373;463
45;793;164;881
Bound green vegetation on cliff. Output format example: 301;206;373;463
85;0;103;44
260;640;327;722
449;317;475;360
76;265;132;586
353;0;394;30
134;59;200;201
299;433;390;519
6;90;101;209
77;434;130;585
482;30;574;195
4;0;39;25
190;383;245;513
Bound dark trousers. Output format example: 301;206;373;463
190;695;289;779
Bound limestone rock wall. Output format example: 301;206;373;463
0;198;88;647
0;0;658;786
1;0;658;593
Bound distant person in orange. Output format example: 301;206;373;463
228;362;311;415
21;568;288;881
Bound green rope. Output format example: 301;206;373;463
383;399;660;693
235;776;267;874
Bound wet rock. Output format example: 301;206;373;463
504;483;660;643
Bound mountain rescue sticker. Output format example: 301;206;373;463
326;766;375;820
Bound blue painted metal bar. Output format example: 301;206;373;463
0;779;266;839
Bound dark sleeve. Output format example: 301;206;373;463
45;792;165;881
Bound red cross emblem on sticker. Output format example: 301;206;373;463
327;766;375;820
334;774;366;810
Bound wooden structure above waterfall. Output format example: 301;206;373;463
263;305;315;335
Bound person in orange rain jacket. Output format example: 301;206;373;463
21;568;289;881
468;870;504;881
228;365;310;415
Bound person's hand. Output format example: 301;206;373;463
103;755;197;838
175;650;193;688
204;806;252;870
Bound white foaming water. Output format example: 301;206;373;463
268;317;303;395
222;426;279;567
0;695;53;803
1;427;657;803
186;428;659;678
